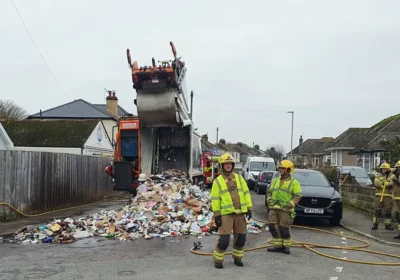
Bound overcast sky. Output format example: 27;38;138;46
1;0;400;153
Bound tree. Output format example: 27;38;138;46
379;137;400;167
265;145;286;164
0;99;28;120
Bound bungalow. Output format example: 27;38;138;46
348;114;400;173
299;137;335;168
27;90;130;142
324;128;370;166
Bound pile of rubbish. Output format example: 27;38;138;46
11;170;265;244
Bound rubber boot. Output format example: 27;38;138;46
394;233;400;239
385;224;394;230
234;259;244;267
283;247;291;255
371;223;378;230
267;247;284;253
214;262;223;269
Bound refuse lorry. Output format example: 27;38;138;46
126;41;204;190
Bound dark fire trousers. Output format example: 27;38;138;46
213;213;247;263
268;209;295;248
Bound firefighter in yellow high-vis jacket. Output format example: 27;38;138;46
373;163;394;231
211;153;253;269
267;160;302;254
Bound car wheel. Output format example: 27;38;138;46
329;216;341;226
257;185;262;195
248;180;254;190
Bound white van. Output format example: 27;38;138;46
243;157;276;190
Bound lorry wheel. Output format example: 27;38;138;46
132;187;137;198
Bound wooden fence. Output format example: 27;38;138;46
0;150;115;220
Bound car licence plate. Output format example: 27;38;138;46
304;208;324;214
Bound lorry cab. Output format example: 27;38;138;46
109;115;141;196
243;156;276;190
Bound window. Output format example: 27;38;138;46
250;162;276;171
120;130;139;162
292;171;330;187
331;151;336;165
334;150;342;165
312;156;319;167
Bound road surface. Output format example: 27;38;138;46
0;193;399;280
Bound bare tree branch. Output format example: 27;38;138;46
265;145;286;164
0;99;28;120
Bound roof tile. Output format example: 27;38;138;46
0;120;99;147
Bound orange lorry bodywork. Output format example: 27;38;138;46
106;115;141;194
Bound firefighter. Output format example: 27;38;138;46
372;163;394;231
267;159;302;254
391;161;400;239
211;153;253;269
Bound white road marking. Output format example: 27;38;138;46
342;250;347;254
329;277;339;280
341;237;347;241
342;257;347;260
335;267;343;272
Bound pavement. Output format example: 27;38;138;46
0;193;400;279
341;206;400;246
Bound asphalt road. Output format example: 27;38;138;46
0;193;399;280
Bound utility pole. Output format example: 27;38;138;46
190;91;193;120
287;111;294;157
216;127;219;144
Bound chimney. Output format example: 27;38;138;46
106;90;118;118
254;144;260;150
219;138;226;145
299;135;304;153
201;134;208;142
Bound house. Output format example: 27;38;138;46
299;137;335;168
0;119;113;156
215;139;230;156
347;114;400;173
287;136;320;167
324;128;370;166
225;142;246;164
27;90;130;142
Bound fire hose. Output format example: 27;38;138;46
190;217;400;266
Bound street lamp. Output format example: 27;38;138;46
287;111;294;157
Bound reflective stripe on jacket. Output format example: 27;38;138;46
211;173;252;216
267;177;302;212
374;173;394;198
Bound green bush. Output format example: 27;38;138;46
369;174;375;182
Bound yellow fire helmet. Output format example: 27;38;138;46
278;159;294;174
395;161;400;168
219;153;236;165
380;163;391;169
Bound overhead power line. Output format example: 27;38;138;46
10;0;71;100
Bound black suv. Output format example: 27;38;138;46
265;169;343;225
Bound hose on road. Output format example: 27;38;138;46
0;195;127;218
190;217;400;266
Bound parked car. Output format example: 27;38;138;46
265;169;343;226
254;171;275;195
338;166;373;187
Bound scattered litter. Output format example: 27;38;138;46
12;170;265;244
